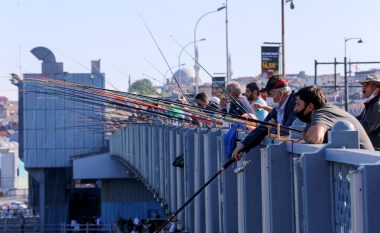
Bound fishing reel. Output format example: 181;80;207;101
233;160;252;174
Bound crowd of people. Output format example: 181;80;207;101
191;74;379;154
113;215;178;233
230;74;379;159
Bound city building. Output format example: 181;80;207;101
0;139;28;196
17;47;164;229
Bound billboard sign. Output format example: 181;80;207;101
212;76;226;97
261;46;280;80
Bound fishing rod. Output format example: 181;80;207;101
134;6;194;106
141;73;185;97
169;35;255;117
106;89;301;133
133;7;301;135
21;75;302;134
21;82;211;127
21;74;243;122
31;78;255;130
155;157;236;233
20;87;135;133
142;58;190;97
19;74;301;136
172;44;302;133
22;76;225;126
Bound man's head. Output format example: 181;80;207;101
294;85;327;123
245;82;261;101
219;94;228;109
359;75;380;99
226;81;242;98
195;92;209;107
261;76;291;106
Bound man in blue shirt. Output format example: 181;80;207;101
245;81;269;121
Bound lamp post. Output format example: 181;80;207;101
344;37;363;111
225;0;230;84
194;5;226;94
281;0;295;79
178;38;206;86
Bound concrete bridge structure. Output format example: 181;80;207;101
109;122;380;233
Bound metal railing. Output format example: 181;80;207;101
110;122;380;233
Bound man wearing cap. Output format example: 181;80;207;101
206;96;221;111
232;76;297;159
357;75;380;150
245;82;269;121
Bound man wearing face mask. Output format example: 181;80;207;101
356;75;380;150
232;76;297;160
294;85;374;150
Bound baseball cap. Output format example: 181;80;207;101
260;76;289;93
210;96;220;105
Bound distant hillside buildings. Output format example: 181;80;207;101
164;67;375;114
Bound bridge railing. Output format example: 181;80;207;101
109;122;380;233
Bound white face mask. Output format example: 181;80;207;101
271;91;281;108
365;88;379;102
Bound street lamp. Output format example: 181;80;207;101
345;37;363;59
178;38;206;85
344;37;363;111
281;0;295;79
194;5;226;94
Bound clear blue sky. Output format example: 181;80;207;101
1;0;379;100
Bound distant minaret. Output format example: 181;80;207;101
228;53;233;79
128;74;131;91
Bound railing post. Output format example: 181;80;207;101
350;170;364;233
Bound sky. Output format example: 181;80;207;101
1;0;380;100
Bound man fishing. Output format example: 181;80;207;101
231;76;297;160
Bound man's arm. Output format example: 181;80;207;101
231;109;276;160
231;126;268;161
304;124;326;144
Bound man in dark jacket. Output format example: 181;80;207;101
232;77;297;159
357;75;380;150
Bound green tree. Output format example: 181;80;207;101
128;78;157;95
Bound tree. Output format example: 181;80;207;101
128;79;157;95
